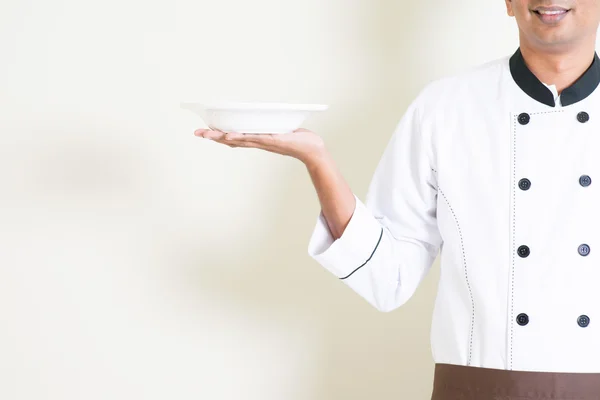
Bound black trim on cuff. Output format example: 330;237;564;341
339;227;384;280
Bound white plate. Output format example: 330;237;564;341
180;102;329;134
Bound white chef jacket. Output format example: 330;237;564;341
307;47;600;373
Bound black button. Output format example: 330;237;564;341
517;313;529;326
519;178;531;191
580;175;592;187
518;113;530;125
578;244;590;256
578;315;590;327
577;112;590;123
517;245;530;258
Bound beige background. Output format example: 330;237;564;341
1;0;518;398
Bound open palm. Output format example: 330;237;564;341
194;128;326;165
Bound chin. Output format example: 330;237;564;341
527;29;572;45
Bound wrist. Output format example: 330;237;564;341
302;147;330;170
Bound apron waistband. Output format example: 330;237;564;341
431;363;600;400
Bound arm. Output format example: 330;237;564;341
304;151;356;241
306;93;442;312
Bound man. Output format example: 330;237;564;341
195;1;600;398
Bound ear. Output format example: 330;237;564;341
505;0;515;16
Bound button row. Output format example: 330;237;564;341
516;111;592;330
517;244;590;257
518;111;589;125
518;176;592;189
516;313;591;327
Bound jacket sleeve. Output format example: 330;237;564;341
307;93;442;312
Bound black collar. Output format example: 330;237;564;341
509;47;600;107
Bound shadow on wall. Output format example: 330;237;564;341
170;2;441;399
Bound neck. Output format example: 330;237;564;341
518;41;597;94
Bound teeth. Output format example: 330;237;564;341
538;10;566;14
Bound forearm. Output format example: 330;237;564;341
304;151;356;240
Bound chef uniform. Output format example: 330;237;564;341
307;47;600;399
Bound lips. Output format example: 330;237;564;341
533;5;570;13
533;6;570;23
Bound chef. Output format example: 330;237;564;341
195;0;600;398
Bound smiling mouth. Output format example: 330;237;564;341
533;9;570;14
532;5;571;15
532;7;571;23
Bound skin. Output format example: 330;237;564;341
506;0;600;92
194;126;355;239
194;127;327;167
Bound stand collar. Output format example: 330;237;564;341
509;47;600;107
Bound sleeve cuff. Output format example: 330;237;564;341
307;194;384;278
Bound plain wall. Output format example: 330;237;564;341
1;0;518;398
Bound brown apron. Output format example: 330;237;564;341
431;363;600;400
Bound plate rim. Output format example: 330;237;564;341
181;102;329;112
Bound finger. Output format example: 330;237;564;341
221;131;244;140
225;132;277;145
220;131;266;141
194;129;224;139
202;130;227;140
